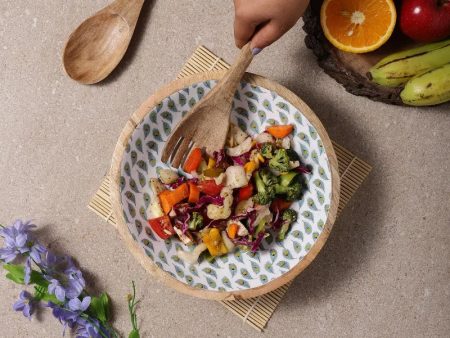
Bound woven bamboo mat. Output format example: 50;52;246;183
88;46;372;332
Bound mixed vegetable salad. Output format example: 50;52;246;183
146;123;311;264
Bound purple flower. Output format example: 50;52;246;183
42;252;85;302
0;220;46;263
49;300;109;338
48;271;85;302
40;250;67;273
48;302;79;332
12;291;36;319
76;317;109;338
68;297;91;312
29;242;46;264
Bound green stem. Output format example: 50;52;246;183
104;322;119;338
128;281;140;333
30;256;46;275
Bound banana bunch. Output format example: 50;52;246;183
368;39;450;106
401;64;450;106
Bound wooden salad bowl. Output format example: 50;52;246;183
110;71;340;300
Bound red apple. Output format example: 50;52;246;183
400;0;450;42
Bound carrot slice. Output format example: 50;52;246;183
188;182;200;203
158;191;173;214
266;125;294;139
183;148;203;173
158;183;189;214
227;223;239;239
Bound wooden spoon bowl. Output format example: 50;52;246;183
63;0;144;84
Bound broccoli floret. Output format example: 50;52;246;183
188;212;203;230
269;148;290;172
260;143;275;159
268;149;290;172
278;209;297;240
269;148;302;172
274;171;304;201
253;169;276;205
278;171;298;186
260;168;278;186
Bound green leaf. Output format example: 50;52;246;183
88;293;110;324
100;293;110;320
129;329;140;338
34;285;60;304
3;264;48;287
4;264;25;284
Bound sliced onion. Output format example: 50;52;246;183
221;231;235;252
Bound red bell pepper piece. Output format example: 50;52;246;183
148;215;175;240
237;183;254;202
198;180;223;196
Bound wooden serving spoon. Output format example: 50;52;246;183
63;0;145;84
161;43;254;167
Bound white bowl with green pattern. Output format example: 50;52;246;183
111;72;339;300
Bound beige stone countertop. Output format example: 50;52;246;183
1;1;449;337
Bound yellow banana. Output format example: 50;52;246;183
400;63;450;106
369;39;450;87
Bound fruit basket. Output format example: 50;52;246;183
303;0;450;106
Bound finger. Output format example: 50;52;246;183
250;20;288;50
234;12;258;48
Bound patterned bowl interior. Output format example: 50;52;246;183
119;80;332;291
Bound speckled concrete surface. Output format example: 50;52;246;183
1;1;449;337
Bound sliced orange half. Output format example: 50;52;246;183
320;0;397;53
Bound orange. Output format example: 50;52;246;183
320;0;396;53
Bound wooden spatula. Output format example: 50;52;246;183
161;43;254;168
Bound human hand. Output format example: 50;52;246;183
233;0;310;53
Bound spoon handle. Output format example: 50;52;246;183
217;43;254;102
109;0;145;27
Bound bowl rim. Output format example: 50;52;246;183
110;71;340;300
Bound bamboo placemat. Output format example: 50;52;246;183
88;46;372;332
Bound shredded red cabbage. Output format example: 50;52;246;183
232;232;265;252
198;195;224;206
167;176;186;189
181;213;191;234
231;208;257;234
172;203;193;215
247;209;258;235
166;176;198;189
206;219;227;229
230;151;251;166
251;232;265;252
271;208;282;230
230;214;248;222
295;165;312;174
213;149;231;169
232;237;252;246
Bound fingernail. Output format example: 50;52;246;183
252;48;263;56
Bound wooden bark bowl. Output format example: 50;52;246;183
302;1;424;106
110;71;340;300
